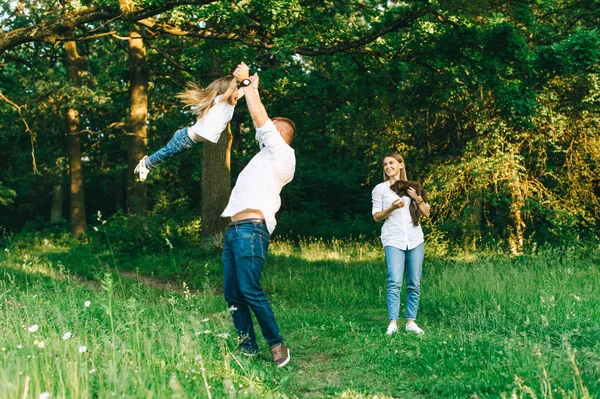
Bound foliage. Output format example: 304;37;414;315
0;0;599;251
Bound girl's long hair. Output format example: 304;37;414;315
176;76;235;120
382;152;408;181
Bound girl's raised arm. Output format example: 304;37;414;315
218;78;239;103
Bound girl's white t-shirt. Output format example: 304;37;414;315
371;181;425;250
190;95;235;143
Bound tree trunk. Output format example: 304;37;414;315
65;39;87;237
508;181;526;255
50;184;63;223
201;124;233;237
126;30;148;216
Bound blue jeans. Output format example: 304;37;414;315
385;243;424;321
222;221;283;352
146;127;196;170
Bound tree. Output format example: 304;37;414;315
65;37;87;237
201;125;232;237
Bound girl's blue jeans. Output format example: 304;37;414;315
145;127;196;170
384;243;424;321
222;221;283;352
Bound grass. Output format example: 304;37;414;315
0;229;599;398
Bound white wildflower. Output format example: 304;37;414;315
84;301;91;307
43;239;49;246
62;332;72;340
165;237;173;249
37;341;45;348
93;227;98;232
17;345;23;349
89;368;96;374
32;295;37;299
201;318;209;322
78;345;87;353
28;324;39;333
97;210;102;221
228;306;238;313
4;248;8;253
216;332;230;339
572;294;581;301
39;393;51;399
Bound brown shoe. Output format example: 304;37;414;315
270;343;290;368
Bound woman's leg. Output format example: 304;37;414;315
384;246;405;323
405;242;424;321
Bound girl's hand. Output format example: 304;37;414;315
233;62;250;81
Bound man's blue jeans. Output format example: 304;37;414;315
146;127;196;170
222;221;283;352
384;243;424;321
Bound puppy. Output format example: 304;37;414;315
389;180;428;226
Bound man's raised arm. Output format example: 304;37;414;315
234;62;268;129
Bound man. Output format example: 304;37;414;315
220;62;296;367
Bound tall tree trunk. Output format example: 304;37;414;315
201;124;232;237
65;39;87;237
50;184;63;223
126;30;148;216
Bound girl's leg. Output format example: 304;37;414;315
145;127;196;170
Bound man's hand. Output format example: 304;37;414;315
249;73;259;89
233;62;250;82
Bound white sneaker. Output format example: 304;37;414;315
386;323;398;336
134;156;149;181
405;322;424;335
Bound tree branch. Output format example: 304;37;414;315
0;0;219;54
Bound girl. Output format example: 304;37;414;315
134;74;255;181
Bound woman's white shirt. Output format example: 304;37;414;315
371;181;424;250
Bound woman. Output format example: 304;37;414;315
371;153;430;335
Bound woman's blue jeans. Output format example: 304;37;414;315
384;243;424;321
145;127;196;170
222;222;283;352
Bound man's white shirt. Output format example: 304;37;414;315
221;119;296;234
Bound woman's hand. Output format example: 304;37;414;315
373;198;405;222
407;187;422;202
390;198;405;210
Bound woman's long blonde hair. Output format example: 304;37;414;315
177;76;236;120
382;152;408;181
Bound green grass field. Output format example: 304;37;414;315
1;231;598;398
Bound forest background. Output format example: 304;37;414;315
0;0;599;253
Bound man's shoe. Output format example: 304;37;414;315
239;347;259;358
270;343;290;368
386;323;398;336
134;156;150;181
405;322;424;335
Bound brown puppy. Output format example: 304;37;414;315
389;180;429;226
